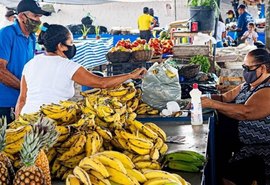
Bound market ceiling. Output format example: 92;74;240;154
0;0;167;8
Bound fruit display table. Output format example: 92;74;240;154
52;113;215;185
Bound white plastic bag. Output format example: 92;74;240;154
142;62;181;110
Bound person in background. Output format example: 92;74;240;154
149;8;159;28
216;15;226;48
0;0;50;124
241;22;258;45
15;23;147;115
231;0;239;18
202;49;270;185
234;4;254;44
225;10;237;25
5;9;16;23
137;7;156;42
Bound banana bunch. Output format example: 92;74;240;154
66;151;189;185
163;150;206;173
9;112;40;129
40;103;78;124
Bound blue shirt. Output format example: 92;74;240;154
0;20;36;107
237;11;253;38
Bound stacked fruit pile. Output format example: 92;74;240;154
108;39;152;53
66;151;189;185
149;38;173;56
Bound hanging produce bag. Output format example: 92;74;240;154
142;62;181;110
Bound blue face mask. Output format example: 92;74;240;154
243;65;262;84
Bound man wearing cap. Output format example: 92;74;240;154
137;7;156;42
0;0;49;123
234;4;254;44
5;9;16;23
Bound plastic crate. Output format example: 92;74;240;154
106;61;153;76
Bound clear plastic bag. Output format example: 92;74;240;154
142;62;181;110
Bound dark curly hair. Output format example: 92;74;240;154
38;23;70;52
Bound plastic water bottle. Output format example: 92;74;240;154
189;83;203;125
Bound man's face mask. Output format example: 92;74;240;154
228;14;233;19
23;13;41;33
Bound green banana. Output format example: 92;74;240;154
168;161;200;173
177;150;206;162
165;151;202;163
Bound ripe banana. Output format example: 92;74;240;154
144;177;179;185
121;88;137;102
51;159;61;175
115;105;127;116
127;120;158;140
154;137;164;150
56;133;70;143
127;142;151;155
59;100;77;108
97;151;135;169
127;112;137;121
103;113;120;123
89;170;111;185
56;165;68;179
61;133;80;148
95;126;112;141
95;116;109;127
58;134;86;161
66;174;81;185
132;155;151;163
144;122;167;141
81;88;101;97
150;148;160;160
61;153;86;168
46;148;57;163
159;143;168;155
73;166;92;185
147;109;159;115
165;69;176;78
85;131;102;157
130;98;139;111
106;166;134;185
89;174;108;185
61;107;77;123
93;154;127;174
79;157;109;178
96;105;114;118
55;125;70;135
134;161;161;170
143;170;181;184
6;125;31;144
107;88;129;97
4;138;24;154
62;169;73;180
172;173;189;185
126;168;147;183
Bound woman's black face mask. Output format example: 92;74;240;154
62;43;77;59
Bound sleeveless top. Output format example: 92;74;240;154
232;76;270;175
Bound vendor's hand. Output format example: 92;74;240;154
130;68;147;79
201;97;213;109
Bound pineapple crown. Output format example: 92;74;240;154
0;116;7;152
20;117;59;166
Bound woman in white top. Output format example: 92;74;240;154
15;23;146;115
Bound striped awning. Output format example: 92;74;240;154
72;37;113;69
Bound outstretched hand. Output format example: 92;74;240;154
130;68;147;79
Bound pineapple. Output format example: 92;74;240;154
0;117;15;184
13;118;56;185
35;117;59;185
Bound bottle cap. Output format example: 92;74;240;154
193;83;198;89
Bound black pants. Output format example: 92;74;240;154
215;112;266;185
139;30;151;42
0;107;15;124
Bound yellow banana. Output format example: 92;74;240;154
56;165;68;179
81;106;96;115
61;107;77;123
127;120;158;140
132;155;151;163
73;166;92;185
123;151;136;160
95;116;109;127
95;126;112;140
46;147;57;163
144;177;179;185
172;173;188;185
117;136;129;149
62;169;73;180
85;131;102;157
127;112;137;121
150;148;160;160
154;137;164;150
126;168;147;183
66;174;81;185
110;98;123;109
97;151;135;169
6;125;31;144
103;112;120;123
56;133;70;143
55;125;70;135
89;170;111;185
121;88;137;102
56;147;69;154
126;100;133;108
51;159;61;175
93;154;127;174
58;134;86;161
130;98;139;111
81;88;101;97
165;69;176;78
61;133;80;148
110;138;123;149
115;105;127;116
143;170;181;183
79;157;109;178
4;138;24;154
145;122;167;141
136;106;148;115
126;173;140;185
106;166;134;185
127;142;151;155
128;138;154;149
134;161;161;170
108;88;129;97
136;88;142;99
59;100;77;107
159;143;168;155
89;174;108;185
147;109;159;115
61;153;86;168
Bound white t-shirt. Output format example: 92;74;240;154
21;54;81;114
216;21;226;42
243;31;258;45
